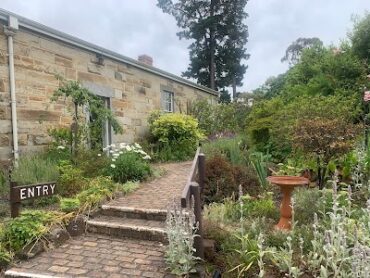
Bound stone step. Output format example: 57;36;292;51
101;204;168;221
86;215;167;243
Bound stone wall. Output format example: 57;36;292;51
0;24;217;161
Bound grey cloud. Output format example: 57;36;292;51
1;0;369;92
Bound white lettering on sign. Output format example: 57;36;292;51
20;188;27;200
18;183;56;200
50;184;55;194
28;187;35;198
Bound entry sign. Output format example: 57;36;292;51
10;181;57;218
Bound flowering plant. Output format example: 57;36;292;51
103;143;151;183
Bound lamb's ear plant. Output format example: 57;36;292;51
164;200;199;276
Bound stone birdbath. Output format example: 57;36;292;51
267;176;309;231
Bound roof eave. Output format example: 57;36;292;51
0;9;219;97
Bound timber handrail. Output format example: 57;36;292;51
181;147;205;259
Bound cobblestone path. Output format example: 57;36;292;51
5;161;192;278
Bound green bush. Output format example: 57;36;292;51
202;137;249;166
74;150;110;178
149;112;204;161
60;198;80;213
0;169;8;199
105;152;151;183
204;155;261;204
57;163;88;197
1;210;60;252
241;193;278;220
0;242;13;268
188;100;251;136
11;154;59;185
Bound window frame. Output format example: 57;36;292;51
161;90;174;113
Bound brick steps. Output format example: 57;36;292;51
101;204;167;221
87;214;167;243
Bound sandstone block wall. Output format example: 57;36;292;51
0;24;217;161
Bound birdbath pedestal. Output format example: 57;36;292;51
267;176;309;231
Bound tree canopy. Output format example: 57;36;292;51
157;0;249;97
247;14;370;161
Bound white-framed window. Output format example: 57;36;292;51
161;90;174;112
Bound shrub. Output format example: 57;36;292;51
104;143;151;183
11;154;59;185
76;176;119;212
293;188;322;225
202;137;249;166
204;155;261;204
149;112;204;161
0;242;13;268
0;169;8;199
1;210;61;252
119;181;140;195
241;193;278;220
57;163;88;197
60;198;80;213
204;194;277;224
188;100;251;136
74;149;109;178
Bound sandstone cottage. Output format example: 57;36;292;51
0;9;218;162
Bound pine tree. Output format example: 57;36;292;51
157;0;249;93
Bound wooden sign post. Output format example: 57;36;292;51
9;181;57;218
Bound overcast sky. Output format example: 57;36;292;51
1;0;369;92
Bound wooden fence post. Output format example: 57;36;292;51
9;181;20;218
198;153;205;194
191;182;204;259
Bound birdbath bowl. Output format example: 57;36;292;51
267;176;309;231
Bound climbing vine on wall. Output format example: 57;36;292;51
51;77;123;152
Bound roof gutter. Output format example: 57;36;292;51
0;9;219;97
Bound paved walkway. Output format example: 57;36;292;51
5;162;192;278
107;161;192;210
6;235;170;278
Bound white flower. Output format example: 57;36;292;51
110;164;116;168
119;151;123;155
57;145;65;150
126;146;132;151
110;144;116;148
134;143;142;149
97;153;102;157
112;158;116;162
109;150;114;153
119;142;127;148
113;153;119;158
143;155;151;160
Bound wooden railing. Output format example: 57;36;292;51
181;147;205;259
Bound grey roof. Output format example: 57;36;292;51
0;8;219;97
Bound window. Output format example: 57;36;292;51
161;90;174;112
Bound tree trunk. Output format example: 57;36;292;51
232;75;237;100
209;0;216;90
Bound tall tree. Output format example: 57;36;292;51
157;0;249;93
350;13;370;63
281;37;323;66
217;0;249;99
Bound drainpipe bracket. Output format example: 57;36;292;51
4;26;16;37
